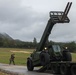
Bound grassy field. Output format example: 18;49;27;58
72;53;76;62
0;48;76;66
0;48;34;65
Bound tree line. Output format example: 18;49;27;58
48;41;76;53
0;37;76;52
0;37;38;48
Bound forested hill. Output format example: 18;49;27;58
0;33;76;52
0;33;37;48
0;33;13;40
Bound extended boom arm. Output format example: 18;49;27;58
36;2;72;51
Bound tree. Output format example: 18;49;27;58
33;37;37;48
0;37;3;47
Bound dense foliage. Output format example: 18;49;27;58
49;41;76;53
0;36;76;52
0;37;38;49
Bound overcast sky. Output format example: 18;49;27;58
0;0;76;42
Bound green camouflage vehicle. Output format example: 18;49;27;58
27;2;76;75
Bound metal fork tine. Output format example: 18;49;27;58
65;2;72;16
61;2;72;21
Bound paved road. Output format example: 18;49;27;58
0;63;60;75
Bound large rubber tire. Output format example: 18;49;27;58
51;64;60;74
60;64;70;75
71;65;76;75
40;52;50;66
62;51;72;61
27;59;34;71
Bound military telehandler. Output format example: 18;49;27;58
27;2;76;75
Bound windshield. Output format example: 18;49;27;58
52;45;61;52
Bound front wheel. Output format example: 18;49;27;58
40;52;50;66
27;59;34;71
62;51;72;61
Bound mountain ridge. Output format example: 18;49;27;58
0;33;13;40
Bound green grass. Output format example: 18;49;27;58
0;48;34;65
0;48;76;66
72;53;76;62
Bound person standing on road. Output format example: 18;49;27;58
9;53;15;65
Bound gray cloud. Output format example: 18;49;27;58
0;0;76;42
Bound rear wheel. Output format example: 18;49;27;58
60;64;70;75
27;59;34;71
40;52;50;66
71;65;76;75
51;64;60;74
